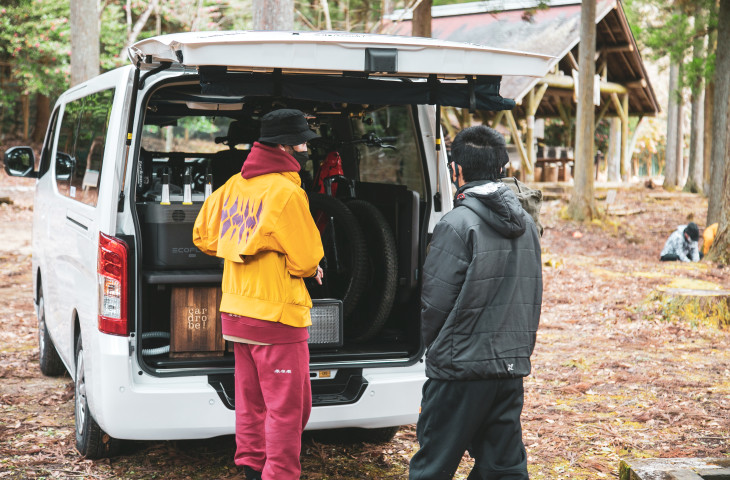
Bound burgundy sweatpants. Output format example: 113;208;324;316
233;341;312;480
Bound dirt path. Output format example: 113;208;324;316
0;177;727;479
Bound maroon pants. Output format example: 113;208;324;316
233;341;312;480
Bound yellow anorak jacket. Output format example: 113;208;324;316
193;142;324;328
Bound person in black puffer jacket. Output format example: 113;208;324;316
409;125;542;480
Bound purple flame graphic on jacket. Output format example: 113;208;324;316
220;196;263;244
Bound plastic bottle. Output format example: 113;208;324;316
160;171;171;206
183;167;192;205
204;173;213;199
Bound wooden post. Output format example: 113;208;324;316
607;117;621;182
412;0;433;37
594;100;611;127
505;110;530;174
610;92;630;181
523;84;548;182
621;93;630;179
556;97;572;148
526;89;535;182
568;0;598;221
491;110;505;128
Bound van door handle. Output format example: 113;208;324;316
66;214;89;231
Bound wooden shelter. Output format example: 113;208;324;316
389;0;660;180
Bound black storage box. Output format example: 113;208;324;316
138;202;222;270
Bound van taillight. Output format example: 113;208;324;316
98;233;128;336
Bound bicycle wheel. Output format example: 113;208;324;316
308;193;367;320
345;200;398;343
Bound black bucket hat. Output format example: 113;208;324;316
258;109;320;146
684;222;699;242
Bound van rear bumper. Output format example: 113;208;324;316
88;336;425;440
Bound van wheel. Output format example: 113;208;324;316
75;336;120;459
37;286;65;376
308;194;367;319
345;200;398;342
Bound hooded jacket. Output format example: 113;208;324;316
421;180;542;380
193;142;324;329
660;224;700;262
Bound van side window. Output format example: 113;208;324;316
38;108;60;177
55;89;114;206
56;99;83;198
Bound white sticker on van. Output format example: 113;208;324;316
70;186;76;198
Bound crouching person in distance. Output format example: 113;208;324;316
660;222;701;262
409;125;543;480
194;109;324;480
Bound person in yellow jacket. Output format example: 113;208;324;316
193;109;324;480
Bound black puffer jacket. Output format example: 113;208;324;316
421;180;542;380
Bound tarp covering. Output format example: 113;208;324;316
199;68;516;111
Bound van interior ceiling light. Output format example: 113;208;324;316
98;233;129;336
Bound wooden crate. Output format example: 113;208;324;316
170;287;225;357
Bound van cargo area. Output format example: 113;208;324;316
132;78;429;399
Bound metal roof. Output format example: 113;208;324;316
389;0;659;117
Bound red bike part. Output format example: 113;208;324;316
316;151;345;196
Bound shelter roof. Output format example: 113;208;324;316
389;0;659;118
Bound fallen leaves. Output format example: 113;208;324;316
0;184;728;479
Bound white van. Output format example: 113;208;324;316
3;31;550;458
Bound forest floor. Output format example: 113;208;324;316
0;174;728;479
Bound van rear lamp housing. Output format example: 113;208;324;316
308;299;343;348
98;233;129;336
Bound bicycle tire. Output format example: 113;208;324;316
345;199;398;342
308;193;368;320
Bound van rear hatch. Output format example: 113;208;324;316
129;31;551;78
128;32;552;392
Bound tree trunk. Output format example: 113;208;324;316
70;0;100;86
568;0;597;221
677;81;685;185
707;112;730;265
253;0;294;30
684;3;704;193
321;0;333;30
663;61;681;189
703;79;714;194
120;0;158;59
412;0;432;38
628;116;644;176
32;94;50;144
703;3;717;195
684;88;704;193
607;117;621;182
707;0;730;226
706;0;730;264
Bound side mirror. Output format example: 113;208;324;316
3;146;38;178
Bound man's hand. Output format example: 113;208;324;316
314;265;324;285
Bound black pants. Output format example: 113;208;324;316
409;377;528;480
661;253;703;261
